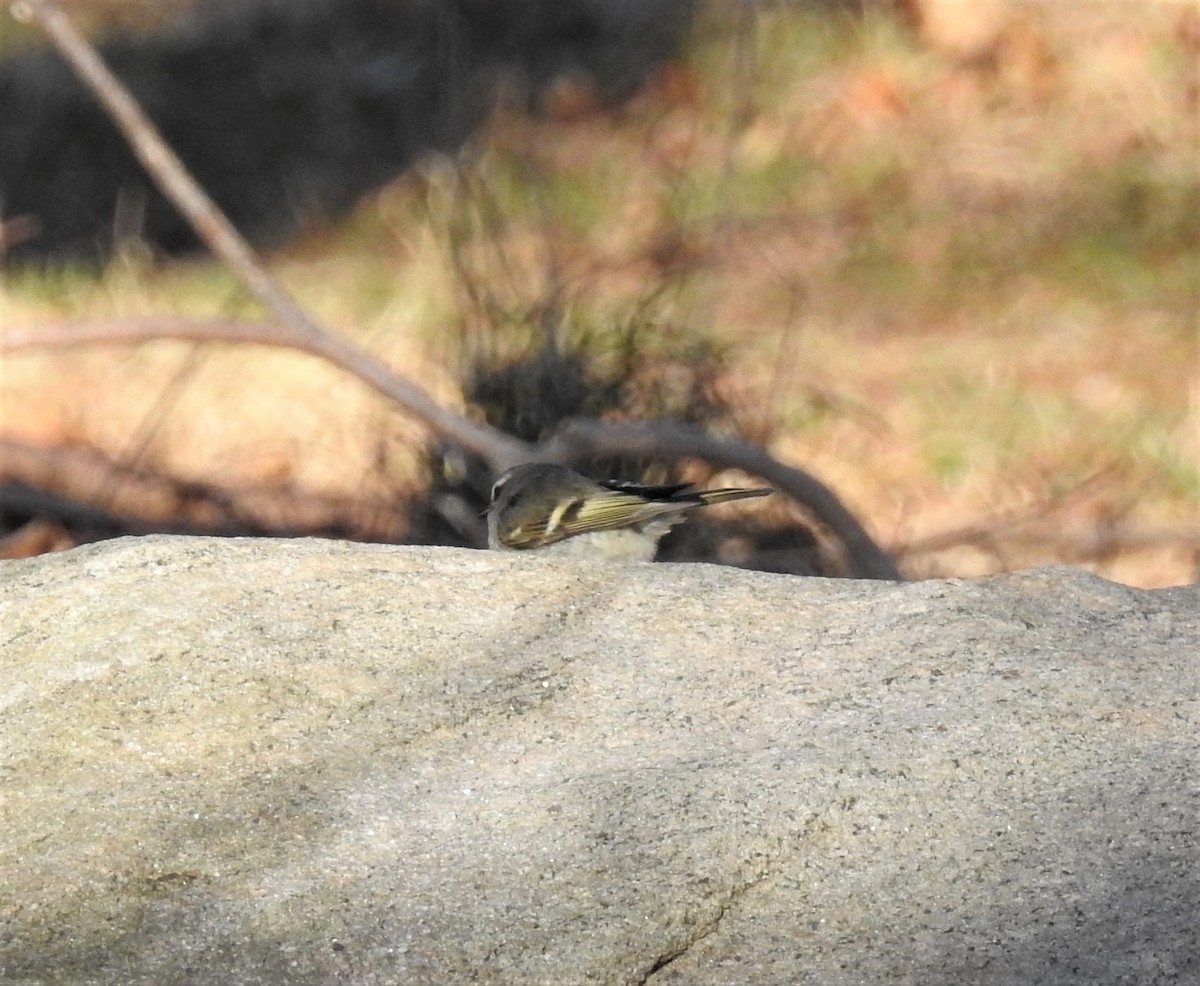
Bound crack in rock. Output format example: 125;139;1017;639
638;871;768;984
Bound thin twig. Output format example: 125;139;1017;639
899;517;1200;559
0;317;382;354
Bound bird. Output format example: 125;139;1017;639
485;462;772;561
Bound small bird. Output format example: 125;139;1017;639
485;462;772;561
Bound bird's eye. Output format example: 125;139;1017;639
489;478;506;502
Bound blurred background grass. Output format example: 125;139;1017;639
1;0;1196;584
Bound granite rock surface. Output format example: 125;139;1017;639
1;536;1196;985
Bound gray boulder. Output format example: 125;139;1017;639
1;535;1196;985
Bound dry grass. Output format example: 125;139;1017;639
1;1;1197;585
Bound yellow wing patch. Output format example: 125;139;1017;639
501;492;685;549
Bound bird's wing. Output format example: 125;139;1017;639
695;487;773;506
501;491;687;548
597;478;694;500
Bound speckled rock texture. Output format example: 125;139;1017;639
1;536;1196;986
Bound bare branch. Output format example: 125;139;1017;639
898;517;1200;559
0;437;407;541
2;315;901;575
3;1;900;577
0;517;74;560
8;0;531;472
1;318;287;353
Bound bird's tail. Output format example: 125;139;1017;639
695;487;773;506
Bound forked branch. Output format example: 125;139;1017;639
3;0;900;578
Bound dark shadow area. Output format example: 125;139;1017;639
0;0;696;263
